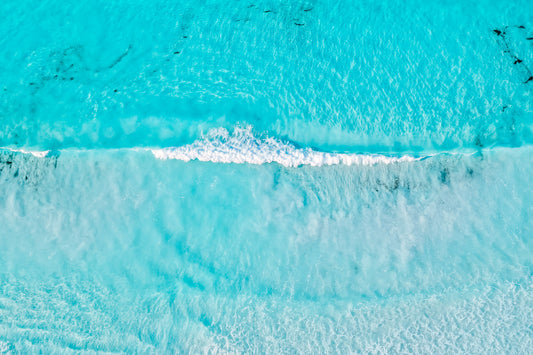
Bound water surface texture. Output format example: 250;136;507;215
1;0;532;353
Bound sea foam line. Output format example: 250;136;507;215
3;148;50;158
0;127;425;167
150;127;420;167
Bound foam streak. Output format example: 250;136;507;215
150;127;419;167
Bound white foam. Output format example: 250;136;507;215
3;148;50;158
0;127;426;166
150;127;420;167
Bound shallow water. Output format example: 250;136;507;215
1;0;532;353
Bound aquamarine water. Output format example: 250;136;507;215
1;0;532;353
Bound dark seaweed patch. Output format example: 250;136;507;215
53;46;86;74
0;151;59;187
439;168;450;185
24;43;134;91
474;136;484;148
392;176;400;190
107;45;132;69
492;25;533;84
374;174;409;193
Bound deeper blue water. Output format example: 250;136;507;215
1;0;532;353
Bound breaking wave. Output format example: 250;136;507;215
2;127;451;167
150;127;421;167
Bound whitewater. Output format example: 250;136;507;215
1;0;532;353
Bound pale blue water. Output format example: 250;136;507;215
1;0;532;353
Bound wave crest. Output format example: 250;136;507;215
4;148;50;158
150;127;419;167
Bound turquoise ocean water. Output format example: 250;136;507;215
1;0;532;352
